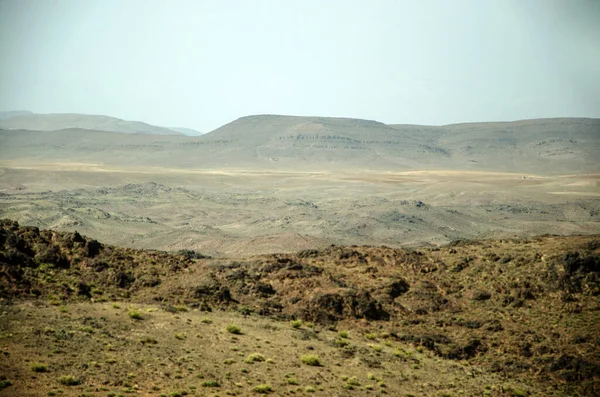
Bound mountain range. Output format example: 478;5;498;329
0;112;598;174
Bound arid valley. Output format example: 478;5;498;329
0;113;599;397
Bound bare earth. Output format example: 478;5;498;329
0;161;598;257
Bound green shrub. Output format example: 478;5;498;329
346;376;360;386
338;330;349;338
369;344;383;352
253;384;273;393
305;386;315;392
245;353;266;364
201;380;220;387
226;324;241;334
364;332;377;340
58;375;81;386
128;310;143;320
290;320;303;329
0;379;12;390
300;355;321;366
31;362;49;372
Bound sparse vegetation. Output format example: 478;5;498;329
300;355;321;366
245;353;266;363
141;336;158;344
226;324;242;334
128;309;143;320
286;377;298;385
290;319;303;328
369;344;383;352
57;375;80;386
0;379;12;390
0;220;598;397
253;384;273;393
31;362;49;372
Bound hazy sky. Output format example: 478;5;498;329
1;0;599;132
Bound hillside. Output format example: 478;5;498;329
199;115;600;173
1;115;598;173
0;220;599;396
0;113;183;135
0;110;32;120
169;127;204;136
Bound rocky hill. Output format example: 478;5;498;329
1;220;599;396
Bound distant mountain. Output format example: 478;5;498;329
0;110;33;120
0;115;598;174
197;115;600;173
169;127;204;136
0;113;183;135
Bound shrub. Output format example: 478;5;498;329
290;320;303;329
305;386;315;392
201;380;220;387
286;377;298;385
226;324;241;334
253;384;273;393
0;379;11;390
57;375;80;386
245;353;266;364
369;344;383;352
300;355;321;366
141;336;158;345
31;363;49;372
128;310;142;320
364;332;377;340
338;330;349;338
346;376;360;386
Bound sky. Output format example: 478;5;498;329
0;0;599;132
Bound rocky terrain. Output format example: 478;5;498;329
0;175;597;257
1;220;599;396
0;114;598;395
